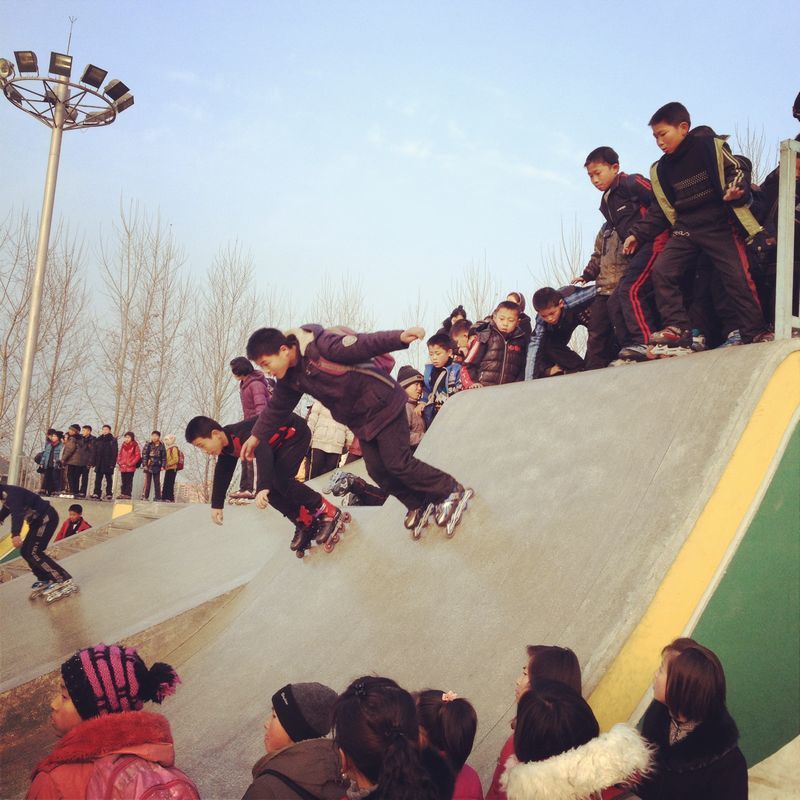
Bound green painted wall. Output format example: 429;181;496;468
693;422;800;766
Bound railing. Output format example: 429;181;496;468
775;138;799;340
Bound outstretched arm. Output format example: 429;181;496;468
315;328;412;364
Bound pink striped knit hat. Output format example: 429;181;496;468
61;643;181;720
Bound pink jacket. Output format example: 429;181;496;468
27;711;195;799
455;763;484;799
486;734;515;800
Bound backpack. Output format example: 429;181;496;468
86;754;200;800
176;449;184;471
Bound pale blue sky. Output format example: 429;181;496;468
3;1;797;330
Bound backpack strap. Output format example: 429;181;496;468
260;769;321;800
307;353;397;391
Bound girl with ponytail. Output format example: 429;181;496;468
27;643;198;799
416;689;483;799
334;676;451;800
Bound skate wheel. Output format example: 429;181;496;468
342;512;352;523
296;549;305;559
332;532;340;544
411;528;422;540
323;541;334;553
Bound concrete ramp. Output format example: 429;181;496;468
162;341;798;797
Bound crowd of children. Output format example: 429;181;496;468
22;636;747;799
33;426;184;503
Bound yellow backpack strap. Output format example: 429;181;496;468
712;137;764;239
650;162;677;226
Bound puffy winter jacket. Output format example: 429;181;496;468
26;711;198;800
461;321;528;386
240;370;274;418
42;440;63;468
93;433;119;473
307;401;353;455
141;441;167;473
74;435;95;468
117;440;141;473
60;433;80;466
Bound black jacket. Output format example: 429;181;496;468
461;321;528;386
638;700;747;800
598;172;655;241
252;326;409;444
0;484;52;534
211;415;309;509
93;433;119;473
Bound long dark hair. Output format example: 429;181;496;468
334;676;441;800
527;645;582;694
415;689;477;771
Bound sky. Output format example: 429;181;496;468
3;0;797;333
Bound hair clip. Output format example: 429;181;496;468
354;681;367;698
442;691;458;703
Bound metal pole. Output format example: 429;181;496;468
7;79;68;485
773;139;799;341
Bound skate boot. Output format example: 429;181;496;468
617;344;653;363
410;503;436;540
719;329;742;347
29;580;55;600
648;326;693;357
322;469;345;495
434;483;475;536
291;507;317;558
329;472;363;498
44;579;79;603
404;507;423;529
312;498;351;551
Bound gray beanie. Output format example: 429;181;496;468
272;682;337;742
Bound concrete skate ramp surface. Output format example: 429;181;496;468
0;504;273;693
166;341;799;797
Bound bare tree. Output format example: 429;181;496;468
447;255;499;322
397;287;430;371
735;121;777;185
306;273;375;331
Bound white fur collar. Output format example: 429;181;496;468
500;724;651;800
285;327;316;356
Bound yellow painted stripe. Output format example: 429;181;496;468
112;502;134;519
589;351;800;730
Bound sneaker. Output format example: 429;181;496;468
30;580;51;590
105;494;113;501
90;494;101;500
404;507;423;529
719;329;742;347
649;326;692;348
750;330;774;343
618;344;652;362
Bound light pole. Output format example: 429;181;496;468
0;51;133;485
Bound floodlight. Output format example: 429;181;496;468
80;64;107;88
115;93;134;113
103;79;129;101
85;107;115;125
14;51;38;74
48;52;72;78
0;58;14;79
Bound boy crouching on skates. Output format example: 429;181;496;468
0;483;77;600
241;325;472;536
185;414;341;555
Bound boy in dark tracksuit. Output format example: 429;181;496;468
623;102;772;349
186;414;332;552
525;285;596;380
582;147;667;362
243;325;469;531
0;483;73;590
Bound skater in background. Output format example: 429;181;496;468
243;325;472;535
242;682;345;799
500;681;650;800
0;482;74;597
76;426;95;499
415;689;483;800
334;676;452;800
26;643;198;799
116;431;140;500
54;504;91;542
230;356;274;500
486;645;582;800
91;425;118;500
306;400;352;479
140;431;167;501
398;365;426;448
185;413;342;554
60;425;82;498
162;434;182;503
638;638;747;799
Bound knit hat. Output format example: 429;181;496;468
397;366;424;388
61;643;181;720
272;682;338;742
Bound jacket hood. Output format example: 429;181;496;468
250;737;346;797
500;723;651;800
286;325;322;356
33;711;174;775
